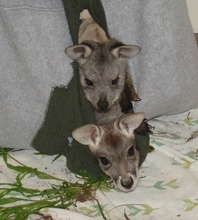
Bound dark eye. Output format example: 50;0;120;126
128;147;135;156
85;78;94;86
99;157;109;166
111;76;119;85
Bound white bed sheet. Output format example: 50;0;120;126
1;108;198;220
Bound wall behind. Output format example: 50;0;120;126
186;0;198;33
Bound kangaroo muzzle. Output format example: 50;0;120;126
97;97;109;112
121;176;134;189
115;173;139;192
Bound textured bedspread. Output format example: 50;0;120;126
1;108;198;220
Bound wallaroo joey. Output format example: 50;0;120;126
65;9;141;119
72;112;145;192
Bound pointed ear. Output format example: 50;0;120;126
72;124;103;151
111;45;141;59
114;113;145;137
65;44;92;60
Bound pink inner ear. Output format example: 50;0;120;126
73;47;85;54
120;47;136;58
90;127;98;144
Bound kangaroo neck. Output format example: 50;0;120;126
95;103;122;125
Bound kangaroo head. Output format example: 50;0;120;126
65;40;141;113
72;112;144;192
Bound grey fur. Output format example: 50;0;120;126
66;40;140;124
65;10;140;124
66;10;143;191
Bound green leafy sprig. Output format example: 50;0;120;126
0;148;112;220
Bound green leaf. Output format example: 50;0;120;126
153;181;166;190
0;197;33;205
0;189;13;198
183;117;193;125
0;147;13;156
165;179;179;189
2;153;64;181
183;199;198;211
0;150;112;220
181;158;193;169
140;204;158;215
127;205;142;216
184;199;193;203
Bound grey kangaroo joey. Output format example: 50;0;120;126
72;112;146;192
65;9;141;120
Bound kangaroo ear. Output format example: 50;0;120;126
72;124;103;151
114;113;145;137
65;44;92;60
111;45;141;59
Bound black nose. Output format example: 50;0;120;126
97;98;109;112
121;177;134;189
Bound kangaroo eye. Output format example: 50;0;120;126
85;78;94;86
128;147;135;157
111;76;119;85
99;157;109;166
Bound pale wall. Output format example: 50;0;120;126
186;0;198;33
